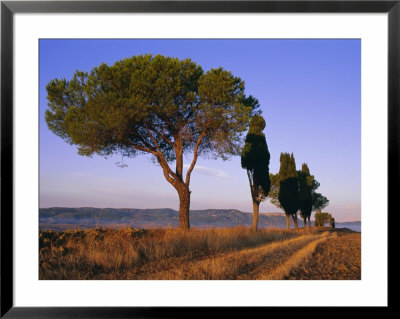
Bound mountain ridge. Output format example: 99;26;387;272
39;207;361;232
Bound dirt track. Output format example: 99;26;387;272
39;227;361;280
131;230;359;280
285;230;361;280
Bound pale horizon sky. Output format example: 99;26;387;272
39;39;361;222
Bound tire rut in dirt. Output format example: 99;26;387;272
135;234;325;280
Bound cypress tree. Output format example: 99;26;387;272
298;163;313;229
241;115;271;231
277;152;299;230
301;163;310;175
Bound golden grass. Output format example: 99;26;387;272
284;231;361;280
39;226;303;280
259;232;332;280
146;233;325;280
39;227;359;280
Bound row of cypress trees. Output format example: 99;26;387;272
241;115;329;231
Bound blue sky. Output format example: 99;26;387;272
39;39;361;222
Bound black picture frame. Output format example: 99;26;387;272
1;0;395;317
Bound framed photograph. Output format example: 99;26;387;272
1;0;395;317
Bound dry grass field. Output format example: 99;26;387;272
39;226;360;280
285;229;361;280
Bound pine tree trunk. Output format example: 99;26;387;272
177;186;191;230
303;216;307;229
292;213;299;230
252;200;260;232
308;216;312;229
285;214;291;230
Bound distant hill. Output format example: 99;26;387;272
333;221;361;232
39;207;360;232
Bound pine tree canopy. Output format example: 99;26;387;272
45;54;259;165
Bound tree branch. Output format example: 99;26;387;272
144;122;180;184
144;123;164;154
185;127;208;185
128;133;157;153
148;124;175;148
157;154;179;188
130;144;158;155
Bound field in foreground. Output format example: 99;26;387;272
39;226;360;280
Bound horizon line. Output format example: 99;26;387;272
39;206;361;223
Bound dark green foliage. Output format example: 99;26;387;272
278;177;299;215
278;153;297;180
269;153;297;210
270;156;328;225
45;54;259;230
241;115;271;202
298;164;329;223
45;54;258;160
298;163;313;221
277;153;298;216
241;115;270;231
301;163;310;175
269;173;282;210
312;193;329;213
314;212;331;227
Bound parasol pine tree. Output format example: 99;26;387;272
241;115;271;231
45;54;259;230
